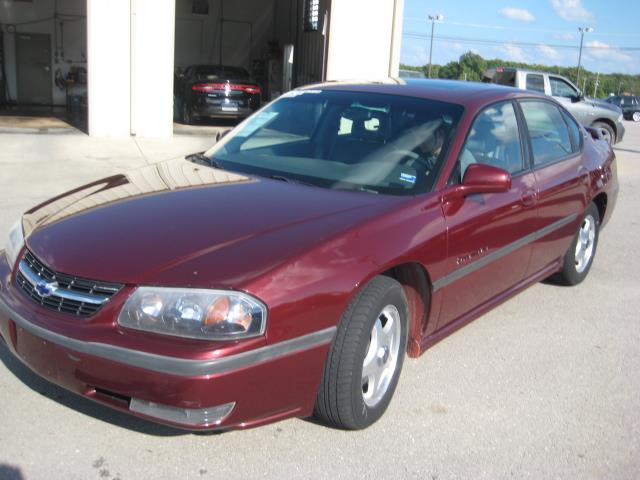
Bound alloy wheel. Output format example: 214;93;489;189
574;214;596;274
361;304;402;408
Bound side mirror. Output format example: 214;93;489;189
443;163;511;202
584;126;603;141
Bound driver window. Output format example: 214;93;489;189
452;101;524;183
549;77;578;98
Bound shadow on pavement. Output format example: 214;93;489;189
0;342;186;437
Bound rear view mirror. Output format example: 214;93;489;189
443;163;511;202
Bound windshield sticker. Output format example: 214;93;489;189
399;173;417;184
234;112;279;137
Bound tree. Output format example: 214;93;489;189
458;52;486;81
438;61;460;80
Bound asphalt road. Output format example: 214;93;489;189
0;123;638;480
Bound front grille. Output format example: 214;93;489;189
15;250;123;317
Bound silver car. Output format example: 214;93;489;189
483;67;625;144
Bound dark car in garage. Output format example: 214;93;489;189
1;80;618;432
174;65;262;124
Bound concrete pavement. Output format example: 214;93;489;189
0;124;638;480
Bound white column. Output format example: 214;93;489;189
389;0;405;77
130;0;176;138
325;0;397;81
87;0;131;137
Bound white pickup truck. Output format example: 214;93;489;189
483;67;625;144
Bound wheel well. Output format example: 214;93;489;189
593;192;607;223
592;118;617;138
381;263;431;358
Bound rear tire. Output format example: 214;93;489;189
592;121;615;145
314;276;408;430
182;103;195;125
552;203;600;286
633;112;640;122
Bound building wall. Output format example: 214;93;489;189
0;0;87;106
326;0;403;81
87;0;130;137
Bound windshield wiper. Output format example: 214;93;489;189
268;175;314;187
185;152;224;170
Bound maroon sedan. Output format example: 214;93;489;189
0;80;618;431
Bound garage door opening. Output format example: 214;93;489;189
173;0;328;135
1;0;88;134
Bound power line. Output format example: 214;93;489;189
404;17;640;38
402;32;640;51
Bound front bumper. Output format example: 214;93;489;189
0;251;334;430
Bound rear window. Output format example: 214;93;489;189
484;69;516;87
526;74;544;93
195;66;250;80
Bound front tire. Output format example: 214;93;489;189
314;276;408;430
553;203;600;286
633;111;640;122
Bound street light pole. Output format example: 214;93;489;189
576;26;593;90
427;14;443;78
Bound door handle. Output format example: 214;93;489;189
520;190;537;207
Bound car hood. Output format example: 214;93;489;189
586;97;622;115
22;158;402;287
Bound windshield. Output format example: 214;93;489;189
205;90;464;195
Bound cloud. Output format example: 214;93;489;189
498;44;530;62
550;0;593;21
554;32;576;41
499;8;536;22
538;44;561;61
585;40;632;62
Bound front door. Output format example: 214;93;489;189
436;101;538;328
16;33;52;105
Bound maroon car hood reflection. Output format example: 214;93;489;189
22;158;402;287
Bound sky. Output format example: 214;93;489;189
400;0;640;74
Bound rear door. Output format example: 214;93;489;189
436;101;538;328
518;99;586;276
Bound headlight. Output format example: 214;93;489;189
117;287;267;340
5;219;25;269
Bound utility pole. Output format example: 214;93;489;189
427;14;443;78
593;71;599;98
576;26;593;90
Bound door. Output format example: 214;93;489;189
15;33;52;105
548;75;590;125
518;99;587;275
437;101;538;328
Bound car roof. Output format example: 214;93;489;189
298;78;547;105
